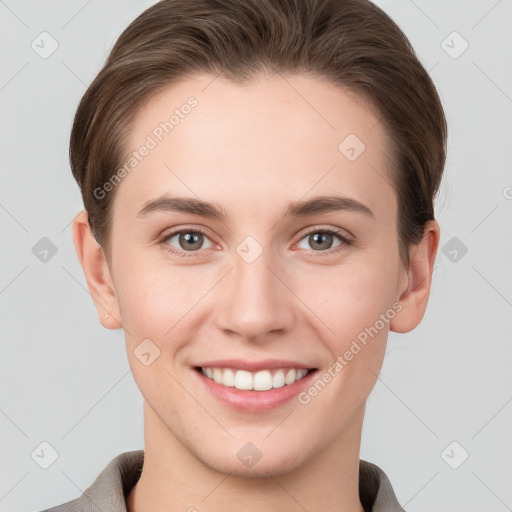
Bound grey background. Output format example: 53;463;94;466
1;0;511;511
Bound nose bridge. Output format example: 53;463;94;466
215;244;294;340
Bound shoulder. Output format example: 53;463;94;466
35;450;144;512
359;459;406;512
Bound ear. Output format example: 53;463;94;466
71;210;123;330
390;220;440;333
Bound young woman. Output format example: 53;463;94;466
40;0;446;510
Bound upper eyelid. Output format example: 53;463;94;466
160;224;214;240
295;225;353;241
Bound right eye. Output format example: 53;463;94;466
159;227;216;257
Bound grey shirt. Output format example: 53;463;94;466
39;450;406;512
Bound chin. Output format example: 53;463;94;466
199;447;306;479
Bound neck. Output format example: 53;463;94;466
127;402;365;512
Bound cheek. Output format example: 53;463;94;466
114;261;219;382
302;256;399;343
295;263;397;425
114;258;201;333
117;266;203;398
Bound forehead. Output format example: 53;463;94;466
116;73;396;221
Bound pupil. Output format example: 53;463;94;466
181;232;202;251
311;232;332;250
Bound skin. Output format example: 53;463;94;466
72;73;439;512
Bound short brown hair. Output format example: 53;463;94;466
70;0;447;265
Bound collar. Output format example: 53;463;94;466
43;450;405;511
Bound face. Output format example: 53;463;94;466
105;73;408;476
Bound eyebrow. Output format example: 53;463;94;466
137;195;374;221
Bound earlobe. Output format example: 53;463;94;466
390;220;440;333
71;210;123;330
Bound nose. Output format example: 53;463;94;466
213;249;296;342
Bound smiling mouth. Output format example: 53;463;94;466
194;366;317;391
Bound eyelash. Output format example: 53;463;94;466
157;225;353;258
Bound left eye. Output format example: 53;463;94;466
297;230;347;251
165;230;214;252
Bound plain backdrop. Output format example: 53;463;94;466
1;1;511;511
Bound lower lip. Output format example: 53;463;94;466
193;368;318;412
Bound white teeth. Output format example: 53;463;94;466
213;368;223;384
200;367;311;390
272;370;285;389
234;370;253;390
223;368;235;387
253;370;272;391
284;369;296;385
296;369;308;380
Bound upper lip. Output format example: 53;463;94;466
194;359;317;372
